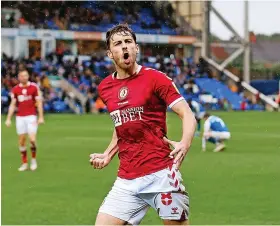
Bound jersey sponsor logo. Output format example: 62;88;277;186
18;95;32;102
110;106;144;127
110;110;122;127
161;193;172;206
118;87;129;100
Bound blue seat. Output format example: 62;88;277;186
52;101;67;113
195;78;244;110
250;80;279;95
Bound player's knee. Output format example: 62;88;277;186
30;141;36;147
30;140;36;147
29;135;36;145
19;140;25;146
18;136;26;146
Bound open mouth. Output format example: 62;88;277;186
123;53;129;60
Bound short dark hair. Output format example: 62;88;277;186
106;24;136;49
204;112;211;119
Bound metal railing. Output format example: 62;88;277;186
60;78;87;114
204;57;279;110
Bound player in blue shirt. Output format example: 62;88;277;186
202;113;231;152
187;99;205;136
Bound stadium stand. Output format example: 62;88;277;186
2;1;278;113
1;1;179;35
2;50;268;114
250;80;279;95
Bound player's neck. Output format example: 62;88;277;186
116;63;139;79
20;82;29;87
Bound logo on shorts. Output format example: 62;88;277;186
118;87;129;100
161;193;172;206
171;207;179;214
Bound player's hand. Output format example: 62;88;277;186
89;153;111;169
5;119;11;127
163;137;190;170
37;117;44;125
203;131;211;139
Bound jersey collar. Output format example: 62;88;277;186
19;81;31;87
112;65;142;80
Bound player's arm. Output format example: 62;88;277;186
89;129;119;169
152;70;196;169
172;100;197;149
89;84;118;169
35;87;44;124
164;100;197;169
104;129;119;160
5;97;17;127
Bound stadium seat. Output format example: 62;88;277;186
44;103;51;112
250;80;279;95
195;78;243;110
52;101;67;113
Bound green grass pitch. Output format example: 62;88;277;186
2;112;280;225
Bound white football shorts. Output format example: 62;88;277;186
98;164;189;225
16;115;38;135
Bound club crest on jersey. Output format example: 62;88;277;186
22;89;27;95
118;87;129;100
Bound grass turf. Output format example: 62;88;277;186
2;112;280;225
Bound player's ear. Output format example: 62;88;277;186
107;49;113;59
136;44;139;54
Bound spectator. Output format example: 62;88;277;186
173;73;186;88
184;79;199;95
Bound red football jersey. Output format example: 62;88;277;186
11;82;40;116
98;66;184;179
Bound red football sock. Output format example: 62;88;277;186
31;145;37;159
21;151;27;163
19;147;27;163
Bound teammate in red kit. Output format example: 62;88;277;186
89;24;196;225
5;70;44;171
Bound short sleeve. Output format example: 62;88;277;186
152;70;184;108
10;87;17;100
33;84;41;100
97;83;106;104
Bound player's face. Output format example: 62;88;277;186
107;32;139;70
18;71;29;84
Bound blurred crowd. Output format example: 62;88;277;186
2;50;217;114
2;1;177;33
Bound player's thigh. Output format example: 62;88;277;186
16;116;28;135
98;178;149;225
18;134;27;146
95;212;127;225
